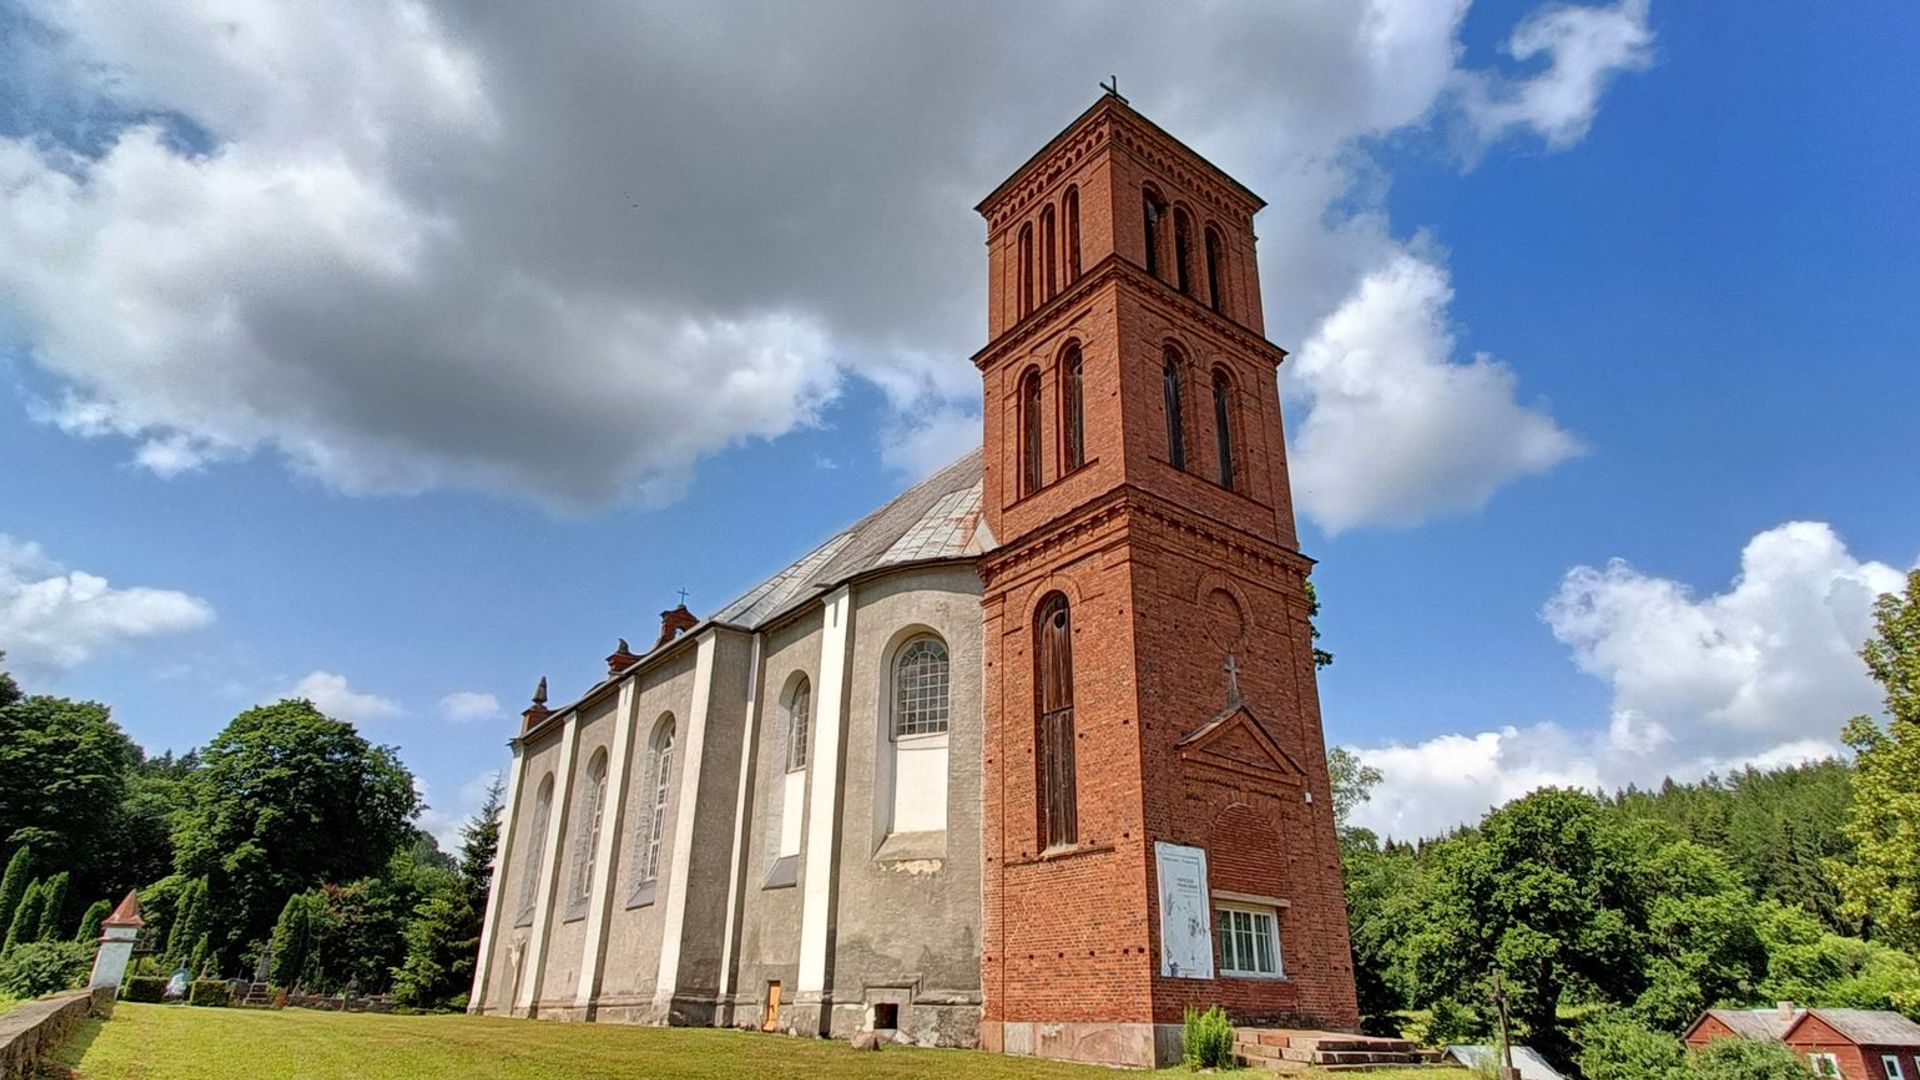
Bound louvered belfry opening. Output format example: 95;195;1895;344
1037;592;1077;849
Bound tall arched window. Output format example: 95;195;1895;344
567;749;609;914
786;677;811;771
1037;594;1077;850
893;637;950;737
1061;343;1085;472
1041;204;1058;300
1173;208;1194;294
630;716;675;901
515;773;554;926
1213;369;1237;491
1064;186;1081;281
1163;346;1187;470
1020;368;1043;496
1017;223;1035;318
1142;187;1165;279
1204;226;1225;314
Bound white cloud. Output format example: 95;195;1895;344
438;690;503;723
1347;521;1909;838
0;1;1651;510
415;770;503;853
284;670;402;724
1286;253;1583;533
0;533;214;674
1457;0;1655;153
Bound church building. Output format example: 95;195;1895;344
469;92;1360;1068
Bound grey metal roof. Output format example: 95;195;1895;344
1802;1009;1920;1046
711;448;989;630
1706;1008;1803;1041
1445;1046;1566;1080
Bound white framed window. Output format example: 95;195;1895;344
629;715;675;904
1808;1053;1841;1078
786;677;811;771
1883;1055;1907;1080
566;750;609;915
893;637;950;737
1214;903;1282;978
514;774;554;926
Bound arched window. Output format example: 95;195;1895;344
1173;208;1193;294
1142;187;1165;279
568;749;609;913
1061;343;1085;472
893;637;950;737
786;677;811;771
1213;369;1237;491
515;773;554;925
1204;226;1225;314
1163;346;1187;470
1020;368;1043;496
1041;204;1058;300
1017;223;1035;318
1037;594;1077;849
632;716;675;898
1064;186;1081;281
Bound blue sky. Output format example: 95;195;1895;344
1;1;1914;843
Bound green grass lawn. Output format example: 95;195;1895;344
58;1003;1465;1079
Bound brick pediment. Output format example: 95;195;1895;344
1177;703;1306;788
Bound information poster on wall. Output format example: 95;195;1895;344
1155;841;1214;979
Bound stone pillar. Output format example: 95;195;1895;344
516;710;581;1016
89;891;143;991
795;585;854;1033
652;629;718;1019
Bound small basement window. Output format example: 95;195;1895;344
873;1003;899;1031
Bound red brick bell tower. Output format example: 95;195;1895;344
976;92;1359;1067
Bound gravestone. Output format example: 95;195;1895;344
87;891;143;991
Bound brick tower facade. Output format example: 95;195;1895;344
976;93;1359;1067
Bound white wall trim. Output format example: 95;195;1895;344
717;633;764;1001
516;712;580;1013
797;586;854;995
574;679;640;1007
468;741;527;1011
653;630;718;1010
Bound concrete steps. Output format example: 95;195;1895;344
1234;1028;1440;1072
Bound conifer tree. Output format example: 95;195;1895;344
4;879;46;952
0;846;33;941
74;898;110;943
35;871;68;942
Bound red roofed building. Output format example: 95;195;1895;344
1686;1005;1920;1080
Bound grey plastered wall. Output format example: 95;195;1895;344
828;563;985;1045
727;610;822;1027
596;646;699;1012
536;694;620;1009
664;627;752;1018
483;723;565;1014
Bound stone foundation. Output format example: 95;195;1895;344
0;987;113;1079
983;1019;1185;1068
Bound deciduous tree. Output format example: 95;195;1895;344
1836;571;1920;950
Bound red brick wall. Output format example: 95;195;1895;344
978;97;1357;1035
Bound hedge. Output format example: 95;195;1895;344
187;979;231;1007
119;975;169;1003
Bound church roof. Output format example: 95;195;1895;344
711;447;990;630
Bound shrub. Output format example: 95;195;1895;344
0;940;90;998
1689;1038;1818;1079
188;979;231;1007
1577;1011;1690;1080
1182;1004;1237;1070
119;975;169;1003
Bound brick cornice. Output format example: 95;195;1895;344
980;484;1313;591
973;253;1286;372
